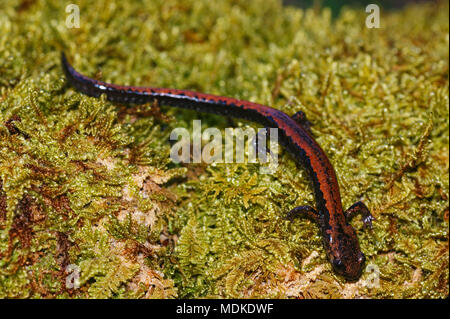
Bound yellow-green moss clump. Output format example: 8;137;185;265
0;0;448;298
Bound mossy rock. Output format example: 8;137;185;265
0;0;448;298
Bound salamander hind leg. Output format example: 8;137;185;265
284;205;319;224
291;111;312;133
345;201;375;229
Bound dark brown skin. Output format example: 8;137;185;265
61;53;375;280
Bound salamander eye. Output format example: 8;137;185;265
333;259;345;271
358;253;366;264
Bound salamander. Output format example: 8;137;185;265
61;52;374;281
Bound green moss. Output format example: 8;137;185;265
0;0;448;298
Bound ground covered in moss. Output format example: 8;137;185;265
0;0;448;298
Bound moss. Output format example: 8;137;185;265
0;0;448;298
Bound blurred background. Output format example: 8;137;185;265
284;0;436;15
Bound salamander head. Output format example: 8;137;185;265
326;224;366;281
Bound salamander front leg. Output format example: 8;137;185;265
284;205;319;224
345;201;375;229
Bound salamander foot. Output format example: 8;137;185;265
344;201;375;229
